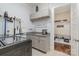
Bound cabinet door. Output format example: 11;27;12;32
32;38;35;47
32;36;39;48
31;36;36;47
36;38;40;49
1;46;25;56
39;37;47;52
14;47;25;56
25;44;32;56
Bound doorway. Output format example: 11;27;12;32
54;4;71;55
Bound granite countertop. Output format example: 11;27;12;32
0;39;31;49
26;32;50;37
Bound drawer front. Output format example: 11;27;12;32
39;39;47;52
32;39;38;48
39;37;50;52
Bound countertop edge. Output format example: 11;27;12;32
0;39;31;49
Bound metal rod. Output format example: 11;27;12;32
0;40;6;46
13;17;16;41
4;11;8;40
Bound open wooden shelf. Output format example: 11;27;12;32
54;42;71;55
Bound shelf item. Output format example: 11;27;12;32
7;17;13;22
55;20;61;22
57;25;64;28
30;9;50;20
63;19;67;22
54;38;70;45
64;38;70;43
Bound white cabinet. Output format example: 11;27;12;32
31;35;50;52
31;36;39;48
30;9;50;20
39;37;49;52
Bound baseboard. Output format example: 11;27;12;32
32;47;46;54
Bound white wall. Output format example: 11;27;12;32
31;3;49;14
0;3;33;33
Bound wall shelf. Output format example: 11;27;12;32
54;19;70;23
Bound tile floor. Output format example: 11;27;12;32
32;48;69;56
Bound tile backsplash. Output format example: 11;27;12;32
32;18;51;33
